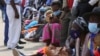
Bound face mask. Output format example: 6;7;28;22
53;10;61;16
88;23;100;34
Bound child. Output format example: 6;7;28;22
93;33;100;56
81;12;100;56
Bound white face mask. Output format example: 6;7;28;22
88;23;100;34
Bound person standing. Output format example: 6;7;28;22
0;0;9;46
2;0;9;46
5;0;23;49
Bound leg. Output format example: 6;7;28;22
75;38;80;56
81;33;90;56
4;5;9;46
60;18;70;46
7;5;21;49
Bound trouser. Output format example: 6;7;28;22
6;5;21;49
60;12;72;47
0;5;9;45
60;18;70;46
4;5;9;45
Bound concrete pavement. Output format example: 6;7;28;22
0;11;44;56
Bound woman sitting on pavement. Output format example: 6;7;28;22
41;1;62;47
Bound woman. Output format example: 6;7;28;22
42;10;61;47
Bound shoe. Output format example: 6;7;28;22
4;43;7;46
16;45;24;49
19;40;26;44
8;48;12;49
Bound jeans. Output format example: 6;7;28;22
0;5;9;45
4;5;9;45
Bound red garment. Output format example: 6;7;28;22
67;0;74;9
21;0;25;7
94;50;100;56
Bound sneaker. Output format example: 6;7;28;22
7;47;12;49
4;43;7;46
19;40;26;44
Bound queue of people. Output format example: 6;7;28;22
0;0;100;56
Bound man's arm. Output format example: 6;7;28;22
10;0;19;18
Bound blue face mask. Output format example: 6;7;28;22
88;23;100;34
53;10;61;16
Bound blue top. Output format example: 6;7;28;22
5;0;21;4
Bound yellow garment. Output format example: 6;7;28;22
88;39;91;50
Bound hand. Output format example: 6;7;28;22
15;12;19;19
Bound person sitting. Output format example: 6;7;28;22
42;1;62;47
81;11;100;56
